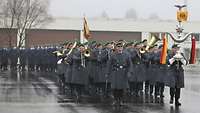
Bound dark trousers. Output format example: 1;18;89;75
113;89;123;101
155;82;164;97
95;83;107;95
71;84;85;98
170;87;181;101
129;82;140;95
145;81;154;95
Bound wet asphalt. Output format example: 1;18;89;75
0;69;199;113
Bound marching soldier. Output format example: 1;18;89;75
55;43;68;94
87;42;98;95
64;42;75;96
145;45;158;97
152;45;167;102
144;45;157;97
107;42;132;106
104;42;114;96
168;44;187;106
128;42;147;97
93;43;109;97
124;42;137;96
66;43;89;102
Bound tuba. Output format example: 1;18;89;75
140;35;160;53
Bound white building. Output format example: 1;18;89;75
42;17;200;63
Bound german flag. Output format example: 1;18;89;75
160;34;168;64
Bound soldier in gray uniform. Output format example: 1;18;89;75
55;43;68;94
104;42;114;97
147;45;158;98
107;42;132;106
144;45;158;97
66;44;89;101
64;42;75;96
124;42;136;96
152;45;167;102
168;44;187;106
93;43;109;97
87;42;98;95
128;42;146;97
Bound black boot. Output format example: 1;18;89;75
175;100;181;106
170;97;173;104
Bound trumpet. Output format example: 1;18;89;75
83;49;91;57
81;48;90;67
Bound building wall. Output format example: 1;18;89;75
0;28;17;48
25;29;141;47
90;31;141;42
26;29;80;47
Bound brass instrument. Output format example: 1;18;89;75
140;35;160;53
54;41;77;64
81;46;91;67
174;50;183;69
63;41;77;62
53;50;66;56
83;48;91;57
66;41;77;56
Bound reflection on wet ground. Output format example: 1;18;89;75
0;70;200;113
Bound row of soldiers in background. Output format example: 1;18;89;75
0;46;59;72
56;39;187;107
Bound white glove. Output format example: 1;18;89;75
57;59;63;64
180;58;187;65
169;58;175;65
173;51;183;60
173;54;183;60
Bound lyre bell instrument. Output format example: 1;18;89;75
63;41;77;62
53;50;66;56
54;41;77;64
140;35;160;53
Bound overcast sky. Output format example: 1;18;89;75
49;0;200;21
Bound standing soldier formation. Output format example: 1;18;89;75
0;39;187;107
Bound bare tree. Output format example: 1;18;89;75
0;0;52;48
125;8;138;20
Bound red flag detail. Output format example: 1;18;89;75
189;36;196;64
